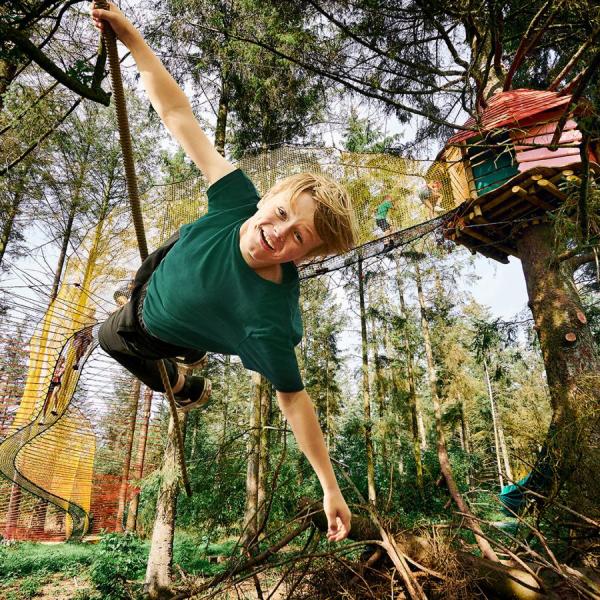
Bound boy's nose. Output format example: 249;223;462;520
273;224;289;239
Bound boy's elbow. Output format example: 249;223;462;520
161;103;192;125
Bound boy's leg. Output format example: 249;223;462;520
98;307;180;392
99;232;210;405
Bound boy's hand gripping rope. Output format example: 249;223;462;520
93;1;192;497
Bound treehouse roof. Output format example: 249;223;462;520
448;89;572;145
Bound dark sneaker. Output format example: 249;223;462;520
174;376;212;413
175;351;208;370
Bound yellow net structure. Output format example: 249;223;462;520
0;146;458;540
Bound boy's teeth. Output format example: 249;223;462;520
261;228;274;250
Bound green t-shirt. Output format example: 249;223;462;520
143;169;304;392
375;200;392;219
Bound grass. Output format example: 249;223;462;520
0;541;95;578
0;532;239;598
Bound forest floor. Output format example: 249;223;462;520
1;570;95;600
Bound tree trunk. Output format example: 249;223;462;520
358;258;377;505
241;372;262;548
484;358;505;490
516;224;600;510
49;199;77;301
214;78;230;156
126;386;153;532
458;395;472;487
4;481;22;539
415;262;498;562
0;181;24;269
0;58;17;113
116;378;140;531
397;286;424;498
257;378;271;531
144;412;187;599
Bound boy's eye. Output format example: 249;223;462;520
294;232;303;243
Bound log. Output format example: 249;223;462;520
536;179;567;201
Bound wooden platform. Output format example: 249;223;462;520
443;163;599;263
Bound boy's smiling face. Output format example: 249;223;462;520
239;189;323;272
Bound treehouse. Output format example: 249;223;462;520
439;89;599;263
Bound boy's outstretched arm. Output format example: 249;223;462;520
90;2;235;185
276;389;351;542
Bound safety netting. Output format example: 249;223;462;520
0;146;458;540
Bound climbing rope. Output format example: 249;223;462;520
93;0;192;497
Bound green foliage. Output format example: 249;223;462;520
88;533;147;600
172;532;235;575
17;572;46;599
0;541;94;578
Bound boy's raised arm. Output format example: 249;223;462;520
90;2;235;186
276;389;352;542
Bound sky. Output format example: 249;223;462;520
468;256;529;320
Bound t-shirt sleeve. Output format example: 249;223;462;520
238;335;304;393
207;168;260;212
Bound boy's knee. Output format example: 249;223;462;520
97;320;112;354
97;313;125;357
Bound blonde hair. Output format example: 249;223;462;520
260;173;358;259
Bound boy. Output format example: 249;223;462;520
91;2;355;542
375;195;395;250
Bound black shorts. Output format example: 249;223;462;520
376;218;390;232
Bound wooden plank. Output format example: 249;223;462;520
513;128;581;152
489;196;523;219
479;176;535;212
459;226;517;257
536;179;568;201
524;193;554;211
511;119;578;141
516;145;580;164
511;185;555;210
454;229;510;264
445;146;472;206
518;154;582;172
512;185;529;198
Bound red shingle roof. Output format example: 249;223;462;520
448;89;572;144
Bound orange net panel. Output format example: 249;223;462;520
0;146;456;540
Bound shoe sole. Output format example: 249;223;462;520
175;379;212;413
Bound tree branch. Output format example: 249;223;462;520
550;46;600;148
503;0;565;91
548;26;600;91
568;252;598;271
193;23;473;131
0;96;82;177
1;23;110;105
306;0;465;78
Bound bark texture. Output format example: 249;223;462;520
144;412;187;599
358;258;377;505
126;387;153;532
517;224;600;511
116;378;141;532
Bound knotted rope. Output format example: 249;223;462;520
93;0;192;497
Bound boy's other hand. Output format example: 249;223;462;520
90;1;139;47
323;489;351;542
